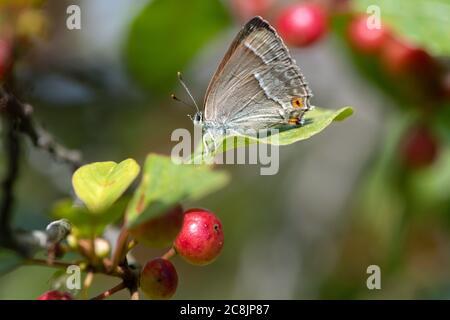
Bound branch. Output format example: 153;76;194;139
0;87;82;253
91;282;127;300
0;87;82;170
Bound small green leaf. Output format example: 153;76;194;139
52;198;128;238
0;248;23;275
354;0;450;56
125;0;231;96
72;159;140;213
125;154;229;228
190;106;353;161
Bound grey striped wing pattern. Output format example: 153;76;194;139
203;16;312;131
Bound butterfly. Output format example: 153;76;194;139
176;16;314;154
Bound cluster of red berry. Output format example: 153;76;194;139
37;208;224;300
231;0;447;170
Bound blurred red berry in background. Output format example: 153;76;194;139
381;37;435;77
347;15;390;54
0;38;12;80
231;0;275;21
276;3;328;47
401;125;439;169
37;291;73;300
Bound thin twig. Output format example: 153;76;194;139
25;258;77;269
110;227;130;272
0;113;20;251
82;271;95;299
162;247;176;260
130;289;140;300
0;87;82;170
91;282;127;300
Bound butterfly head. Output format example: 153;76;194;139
192;111;203;125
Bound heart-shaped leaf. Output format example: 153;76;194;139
52;198;128;238
72;159;140;213
190;106;353;162
125;154;229;228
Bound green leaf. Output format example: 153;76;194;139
354;0;450;56
52;198;128;238
125;154;229;228
0;248;23;275
190;106;353;162
125;0;230;96
72;159;140;213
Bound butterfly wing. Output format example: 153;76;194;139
203;16;312;130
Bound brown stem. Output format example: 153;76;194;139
162;247;176;260
130;290;140;300
82;271;94;299
110;227;130;272
91;282;126;300
0;88;82;171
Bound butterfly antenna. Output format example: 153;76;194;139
171;93;193;107
177;72;200;113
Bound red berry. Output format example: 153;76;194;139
174;208;224;266
401;126;439;169
129;205;184;248
347;15;390;54
231;0;275;21
140;258;178;300
37;290;73;300
0;38;12;80
381;37;434;76
276;3;328;47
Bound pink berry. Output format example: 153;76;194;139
129;205;184;248
231;0;275;21
276;3;328;47
140;258;178;300
0;38;12;80
347;15;390;54
401;126;439;169
174;208;224;266
37;290;73;300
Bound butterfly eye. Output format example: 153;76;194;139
291;97;304;108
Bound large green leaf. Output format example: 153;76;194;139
72;159;140;213
125;154;229;228
0;248;23;275
126;0;231;96
190;106;353;162
355;0;450;56
52;198;128;238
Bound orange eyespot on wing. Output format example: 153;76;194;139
291;97;304;108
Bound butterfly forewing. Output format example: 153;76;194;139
203;16;312;129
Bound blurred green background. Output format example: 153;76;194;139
0;0;450;299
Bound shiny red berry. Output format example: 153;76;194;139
401;126;439;169
174;208;224;266
129;205;184;248
37;290;73;300
347;15;390;54
276;3;328;47
140;258;178;300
